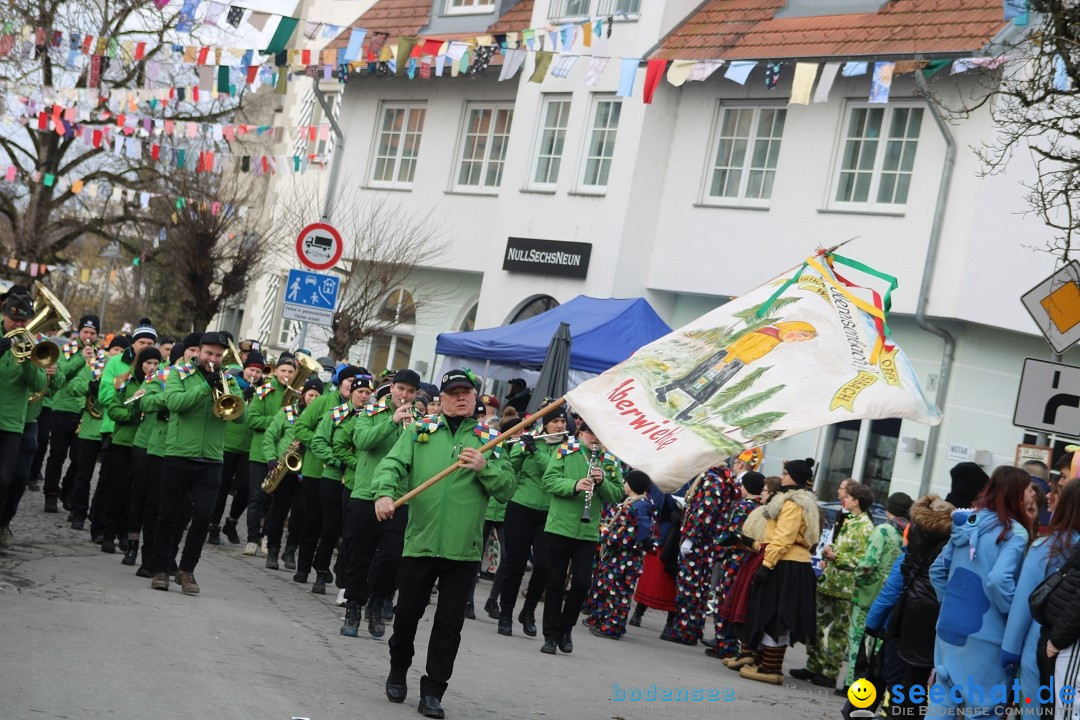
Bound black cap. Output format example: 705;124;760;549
302;376;324;395
947;462;989;508
1;285;33;320
158;335;176;345
217;329;235;342
169;343;186;364
181;332;202;349
440;369;476;393
277;354;297;368
108;335;132;351
199;331;227;348
394;368;422;389
375;384;391;400
783;458;816;487
79;314;101;332
243;351;266;369
625;470;651;495
741;471;766;496
508;377;526;387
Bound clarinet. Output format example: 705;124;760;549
580;444;601;524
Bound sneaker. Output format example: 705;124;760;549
222;520;240;545
206;526;221;546
0;525;11;548
151;573;170;591
243;542;258;556
178;571;200;595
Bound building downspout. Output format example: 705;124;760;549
916;73;957;498
313;81;344;223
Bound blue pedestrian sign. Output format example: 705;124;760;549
282;268;339;327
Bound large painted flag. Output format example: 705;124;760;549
565;249;942;491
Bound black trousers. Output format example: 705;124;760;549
313;477;344;574
103;444;133;542
496;502;550;616
68;437;101;522
210;450;248;528
542;532;597;641
140;454;164;570
470;521;505;609
128;447;149;536
89;434;113;538
297;473;324;574
43;410;80;500
245;460;270;544
0;430;24;528
0;423;35;526
334;485;350;583
344;497;407;604
150;457;222;574
31;406;50;482
388;556;478;700
265;473;300;551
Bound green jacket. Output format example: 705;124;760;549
508;439;559;511
107;379;143;447
262;404;301;460
542;443;624;542
486;497;507;522
370;416;516;562
140;367;172;457
223;395;254;454
0;349;47;433
48;348;93;414
69;363;104;441
247;378;286;463
310;401;355;482
350;403;409;501
330;409;363;491
817;511;874;599
162;363;244;461
98;353;135;435
295;390;345;479
133;375;161;450
854;520;904;609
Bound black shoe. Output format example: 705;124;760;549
463;605;475;620
44;495;58;513
704;647;726;659
92;533;104;544
788;668;815;681
540;638;558;654
484;597;500;620
497;617;512;636
385;672;407;703
834;687;849;697
518;606;537;637
810;674;837;688
26;479;40;493
702;637;719;649
117;536;129;553
293;572;309;584
282;548;296;571
222;519;240;545
136;566;153;578
383;597;394;620
417;695;445;719
557;632;573;654
368;599;385;638
341;601;360;638
206;526;221;546
100;539;115;554
312;572;327;595
121;540;139;566
70;519;84;531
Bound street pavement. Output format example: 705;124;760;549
1;493;847;720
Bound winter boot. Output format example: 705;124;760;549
222;518;240;545
265;547;280;570
368;598;385;638
740;645;786;685
312;571;328;595
497;610;513;637
282;547;297;571
340;600;361;637
121;538;139;566
206;525;221;545
628;603;646;627
518;603;538;637
44;495;59;513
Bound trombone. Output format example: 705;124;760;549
3;284;71;368
207;362;243;422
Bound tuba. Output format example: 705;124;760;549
262;439;302;493
4;284;71;368
280;352;322;406
207;362;243;422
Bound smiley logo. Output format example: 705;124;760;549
847;678;876;709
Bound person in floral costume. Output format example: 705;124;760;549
586;470;655;639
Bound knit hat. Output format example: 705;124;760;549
243;351;266;370
78;314;101;333
480;394;500;409
625;470;651;495
181;332;202;349
131;318;157;343
302;376;324;395
741;471;766;496
886;492;914;519
169;343;186;364
337;365;365;385
946;462;989;508
353;375;374;391
107;335;131;351
783;458;816;487
1;285;33;320
133;347;163;381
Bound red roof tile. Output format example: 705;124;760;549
653;0;1010;61
326;0;432;51
489;0;534;34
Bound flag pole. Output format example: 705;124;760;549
393;396;568;508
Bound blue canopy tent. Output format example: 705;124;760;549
435;296;672;384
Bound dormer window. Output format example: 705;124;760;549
445;0;496;14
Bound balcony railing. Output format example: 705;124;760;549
548;0;641;22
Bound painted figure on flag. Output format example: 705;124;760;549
654;321;818;421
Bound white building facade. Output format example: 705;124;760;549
234;0;1080;501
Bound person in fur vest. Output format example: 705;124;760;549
739;458;822;685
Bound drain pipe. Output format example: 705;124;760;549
915;72;957;498
313;81;344;222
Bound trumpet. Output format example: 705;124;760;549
3;284;70;367
207;362;243;422
580;443;601;524
262;439;303;493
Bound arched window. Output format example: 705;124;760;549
509;295;558;324
459;303;478;331
369;289;416;372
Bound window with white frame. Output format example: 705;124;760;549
833;105;924;208
371;103;426;188
580;96;621;191
705;105;786;204
445;0;495;14
455;104;514;191
531;96;572;188
548;0;640;21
